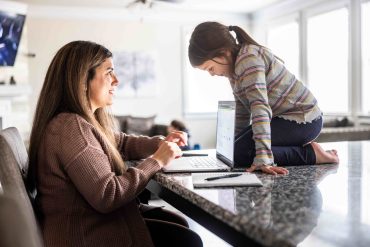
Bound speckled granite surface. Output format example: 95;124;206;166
152;141;370;247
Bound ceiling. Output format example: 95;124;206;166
11;0;285;13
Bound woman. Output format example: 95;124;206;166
188;22;339;175
28;41;202;247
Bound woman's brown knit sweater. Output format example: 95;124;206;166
36;113;163;247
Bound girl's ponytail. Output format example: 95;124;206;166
229;25;261;46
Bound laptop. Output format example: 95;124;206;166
163;101;236;173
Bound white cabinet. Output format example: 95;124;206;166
0;85;32;98
0;85;32;141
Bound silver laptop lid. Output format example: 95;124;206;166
216;101;236;167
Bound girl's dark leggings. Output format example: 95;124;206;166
234;117;323;167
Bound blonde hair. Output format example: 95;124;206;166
28;41;125;191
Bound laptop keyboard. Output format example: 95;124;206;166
189;156;226;168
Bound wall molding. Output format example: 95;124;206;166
28;4;248;24
0;0;27;14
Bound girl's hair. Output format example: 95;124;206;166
28;40;125;191
188;21;262;67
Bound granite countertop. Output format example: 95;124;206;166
152;141;370;247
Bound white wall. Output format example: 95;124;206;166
25;5;249;148
0;1;31;139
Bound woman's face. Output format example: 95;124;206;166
195;53;233;78
89;57;119;112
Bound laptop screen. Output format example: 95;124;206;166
216;101;236;166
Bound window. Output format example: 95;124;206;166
362;1;370;114
267;20;300;78
183;30;234;116
307;8;349;114
362;142;370;224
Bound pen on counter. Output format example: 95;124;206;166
205;173;242;181
182;153;209;157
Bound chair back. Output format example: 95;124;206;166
0;127;29;198
0;127;42;247
0;194;43;247
0;127;29;180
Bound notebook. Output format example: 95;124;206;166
163;101;236;173
192;172;263;188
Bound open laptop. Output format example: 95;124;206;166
163;101;236;173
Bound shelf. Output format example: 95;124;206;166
0;85;32;97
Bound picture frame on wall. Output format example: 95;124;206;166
113;50;158;98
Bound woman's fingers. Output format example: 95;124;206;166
153;141;182;167
165;131;188;146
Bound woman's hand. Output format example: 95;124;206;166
246;164;289;175
165;131;188;147
152;141;182;168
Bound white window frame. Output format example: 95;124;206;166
304;1;350;116
266;13;301;79
181;25;234;119
360;0;370;118
181;25;216;119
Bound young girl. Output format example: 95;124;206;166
188;21;339;175
28;41;202;247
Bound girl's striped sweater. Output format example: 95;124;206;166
230;44;322;167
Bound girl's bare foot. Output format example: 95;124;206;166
311;142;339;164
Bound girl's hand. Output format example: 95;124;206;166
152;141;182;168
246;164;289;175
165;131;188;147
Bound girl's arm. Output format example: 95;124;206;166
234;95;251;135
234;51;274;168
